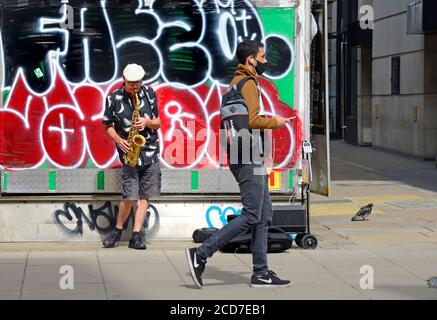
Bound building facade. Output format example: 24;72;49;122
329;0;437;160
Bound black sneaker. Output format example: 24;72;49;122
103;229;122;248
128;233;147;250
251;270;291;288
186;248;206;288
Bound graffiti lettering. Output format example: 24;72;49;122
0;0;302;170
53;201;159;237
205;205;241;228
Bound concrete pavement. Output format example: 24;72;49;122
1;140;437;300
0;243;436;300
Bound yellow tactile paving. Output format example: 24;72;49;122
310;203;384;216
310;194;433;216
347;194;426;205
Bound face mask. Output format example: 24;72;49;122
254;59;267;76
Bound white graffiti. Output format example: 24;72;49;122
48;113;75;151
39;0;120;86
164;102;196;141
4;0;296;89
219;11;238;59
0;0;297;170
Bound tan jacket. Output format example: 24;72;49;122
230;64;280;130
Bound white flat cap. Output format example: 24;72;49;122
123;63;145;82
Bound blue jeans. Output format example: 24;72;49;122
197;163;273;276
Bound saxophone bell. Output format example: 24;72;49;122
133;134;146;147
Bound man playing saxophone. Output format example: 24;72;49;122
102;64;161;250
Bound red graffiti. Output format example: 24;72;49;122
0;72;46;169
0;67;302;170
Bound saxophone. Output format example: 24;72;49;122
124;91;147;167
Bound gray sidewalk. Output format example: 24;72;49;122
1;141;437;300
0;243;436;300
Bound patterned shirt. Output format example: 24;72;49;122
103;85;159;166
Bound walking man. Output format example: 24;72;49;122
186;41;292;288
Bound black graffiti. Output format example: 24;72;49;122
1;0;116;91
105;0;161;81
59;0;118;84
264;36;293;77
152;0;210;85
202;0;264;83
1;0;294;91
53;201;160;237
1;1;65;92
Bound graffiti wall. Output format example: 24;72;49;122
205;204;241;228
0;0;301;171
0;200;295;241
53;201;160;238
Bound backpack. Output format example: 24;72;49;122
219;227;293;254
192;227;219;243
220;76;259;164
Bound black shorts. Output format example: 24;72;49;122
121;162;161;200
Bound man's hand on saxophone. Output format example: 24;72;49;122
116;137;131;154
135;116;161;131
134;117;148;132
104;125;131;154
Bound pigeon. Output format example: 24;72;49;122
351;203;373;221
427;277;437;288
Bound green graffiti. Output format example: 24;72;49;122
85;158;96;169
39;163;52;169
168;51;197;72
2;89;10;105
258;7;295;108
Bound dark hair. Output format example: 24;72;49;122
236;40;264;64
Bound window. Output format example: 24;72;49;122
391;56;401;95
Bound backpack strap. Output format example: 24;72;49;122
234;76;256;93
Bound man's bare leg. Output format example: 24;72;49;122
133;199;149;232
116;200;134;229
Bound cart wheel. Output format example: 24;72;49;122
301;234;318;249
294;234;304;248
